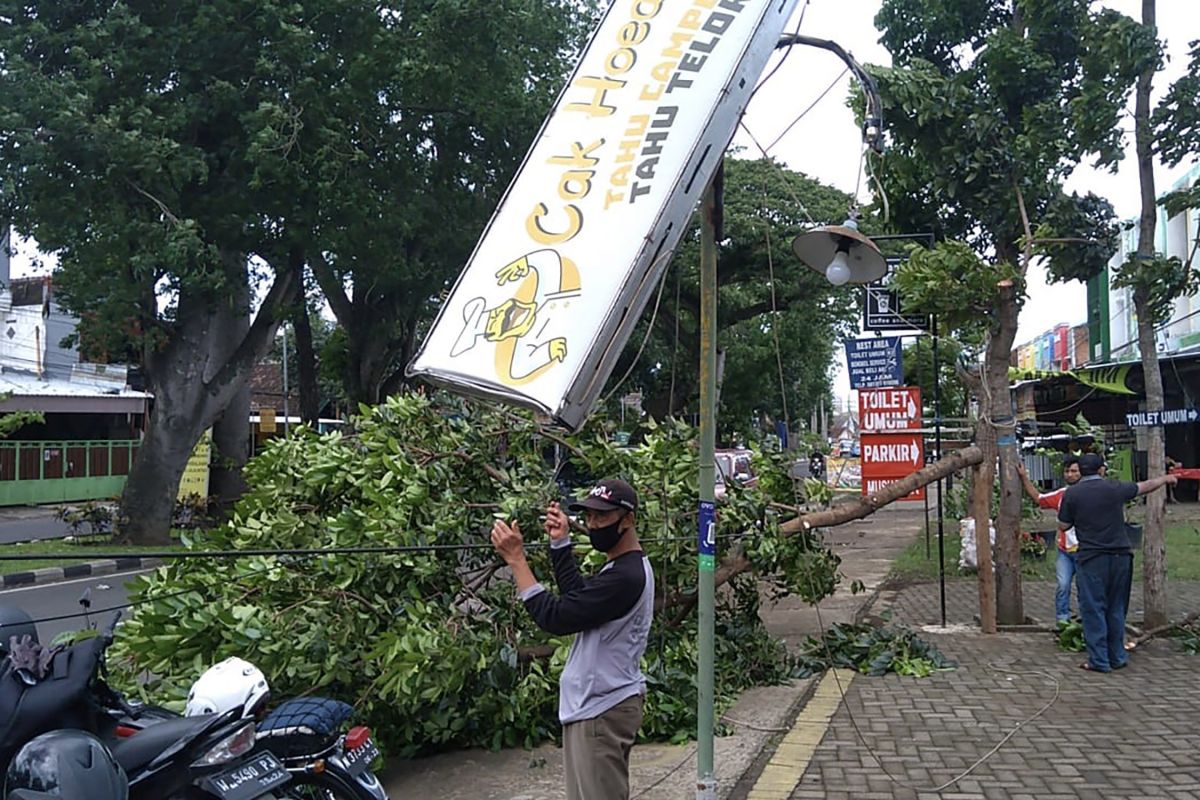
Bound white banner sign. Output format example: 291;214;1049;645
408;0;799;429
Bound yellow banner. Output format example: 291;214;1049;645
177;429;212;501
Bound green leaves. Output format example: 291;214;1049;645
793;621;954;678
111;392;842;755
1112;253;1200;326
1036;192;1120;284
893;240;1021;339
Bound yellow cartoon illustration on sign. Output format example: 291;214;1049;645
451;249;581;385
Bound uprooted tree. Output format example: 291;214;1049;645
112;393;979;755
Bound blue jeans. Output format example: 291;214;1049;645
1055;549;1077;623
1075;552;1133;671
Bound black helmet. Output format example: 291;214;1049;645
0;606;37;658
4;730;128;800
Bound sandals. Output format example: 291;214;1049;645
1079;662;1110;673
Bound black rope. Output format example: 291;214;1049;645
0;534;728;562
6;530;772;629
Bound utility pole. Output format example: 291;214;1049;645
696;176;719;800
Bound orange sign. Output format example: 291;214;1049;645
861;431;925;503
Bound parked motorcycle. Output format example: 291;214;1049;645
119;658;388;800
0;607;291;800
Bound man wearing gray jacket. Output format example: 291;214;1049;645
492;479;655;800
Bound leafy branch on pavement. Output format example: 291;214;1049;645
794;622;954;679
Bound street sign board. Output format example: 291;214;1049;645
859;387;922;432
845;337;903;389
861;432;925;503
1125;408;1198;427
862;476;925;502
862;257;931;332
861;433;925;477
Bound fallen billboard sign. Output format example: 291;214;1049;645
407;0;800;429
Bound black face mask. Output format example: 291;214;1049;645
588;515;627;552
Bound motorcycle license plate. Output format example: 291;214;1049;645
202;751;291;800
342;737;381;777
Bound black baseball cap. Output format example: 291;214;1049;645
568;479;638;513
1078;453;1105;476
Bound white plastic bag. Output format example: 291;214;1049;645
959;518;996;571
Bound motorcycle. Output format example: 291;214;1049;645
0;607;291;800
117;671;388;800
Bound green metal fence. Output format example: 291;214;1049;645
0;440;140;506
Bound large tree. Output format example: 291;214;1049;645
603;157;859;439
875;0;1134;627
0;2;413;541
305;1;596;406
0;2;594;542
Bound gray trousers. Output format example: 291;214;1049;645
563;694;644;800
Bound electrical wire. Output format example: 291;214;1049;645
765;67;850;155
744;0;809;108
600;250;674;407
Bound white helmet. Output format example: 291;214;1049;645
184;657;270;718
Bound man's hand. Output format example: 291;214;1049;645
1016;462;1027;478
544;501;570;541
1166;474;1179;486
491;518;526;566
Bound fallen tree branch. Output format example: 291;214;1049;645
1129;610;1199;649
783;445;983;533
654;446;984;620
519;447;984;658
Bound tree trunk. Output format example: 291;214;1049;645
210;385;250;517
119;263;298;544
292;290;320;425
209;272;252;516
990;280;1024;625
1134;0;1168;630
119;406;205;545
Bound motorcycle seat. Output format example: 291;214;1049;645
109;714;214;774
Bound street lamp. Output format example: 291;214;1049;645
791;214;888;286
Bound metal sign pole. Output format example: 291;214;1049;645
934;315;946;627
696;179;719;800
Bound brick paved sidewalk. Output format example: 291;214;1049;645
790;581;1200;799
882;579;1200;629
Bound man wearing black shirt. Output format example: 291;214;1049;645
491;479;654;800
1057;453;1177;672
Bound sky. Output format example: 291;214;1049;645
732;0;1199;410
7;0;1198;412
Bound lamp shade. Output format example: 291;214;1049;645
791;219;887;285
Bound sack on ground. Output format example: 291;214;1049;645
959;518;996;571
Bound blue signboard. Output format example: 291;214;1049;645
845;337;903;389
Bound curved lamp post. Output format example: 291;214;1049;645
695;31;890;800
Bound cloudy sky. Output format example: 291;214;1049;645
733;0;1198;407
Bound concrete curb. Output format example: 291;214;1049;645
0;558;163;589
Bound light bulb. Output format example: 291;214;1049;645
825;251;851;286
